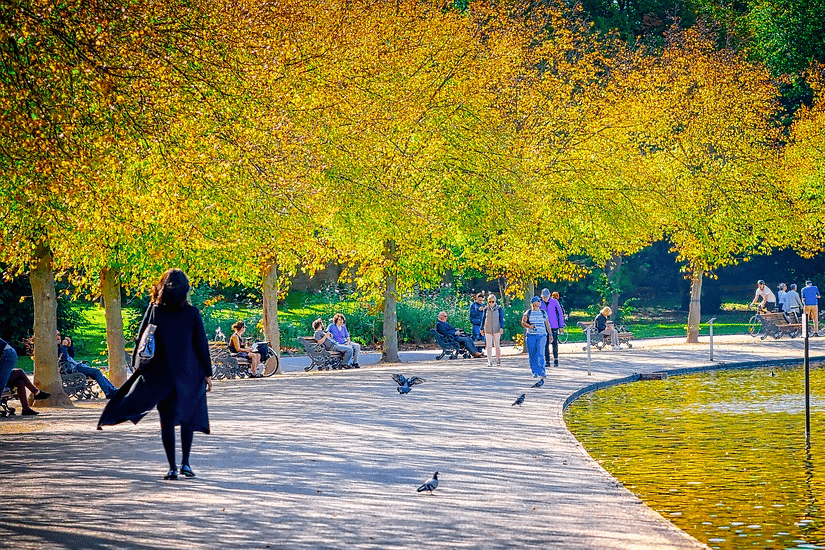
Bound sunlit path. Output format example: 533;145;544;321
1;335;821;549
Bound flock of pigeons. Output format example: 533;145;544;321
392;369;547;494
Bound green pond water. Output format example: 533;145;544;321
564;364;825;550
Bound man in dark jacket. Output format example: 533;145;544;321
437;311;483;357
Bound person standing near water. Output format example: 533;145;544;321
98;268;212;480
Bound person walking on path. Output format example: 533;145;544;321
469;292;485;341
328;313;361;368
521;297;553;379
802;280;821;335
776;283;787;312
480;294;505;367
98;268;212;481
539;289;565;368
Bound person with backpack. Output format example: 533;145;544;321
521;297;553;379
539;289;565;368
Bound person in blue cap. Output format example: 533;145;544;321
520;297;553;378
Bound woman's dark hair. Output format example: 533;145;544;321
150;268;190;307
312;318;324;330
232;321;245;332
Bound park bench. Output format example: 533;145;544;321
755;311;802;340
210;338;280;380
577;321;634;350
429;328;481;360
297;336;345;371
1;387;15;416
59;361;101;400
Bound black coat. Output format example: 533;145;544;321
98;303;212;433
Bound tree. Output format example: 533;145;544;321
609;25;788;342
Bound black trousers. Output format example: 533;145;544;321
544;328;559;365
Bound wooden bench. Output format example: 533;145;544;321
756;312;802;339
578;321;634;350
297;337;345;371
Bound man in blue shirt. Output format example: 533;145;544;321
437;311;483;357
468;292;485;341
802;280;821;335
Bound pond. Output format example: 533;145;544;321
565;363;825;550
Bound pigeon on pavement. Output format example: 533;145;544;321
512;394;525;406
393;374;426;394
417;471;439;493
531;378;545;388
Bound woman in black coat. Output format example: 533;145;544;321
98;268;212;480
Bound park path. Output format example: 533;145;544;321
1;335;822;550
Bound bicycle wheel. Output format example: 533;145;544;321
748;314;763;338
262;352;280;377
558;326;569;343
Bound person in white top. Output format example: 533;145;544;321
750;280;777;312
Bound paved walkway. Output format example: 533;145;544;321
1;335;823;549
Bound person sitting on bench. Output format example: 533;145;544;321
594;306;620;349
228;321;262;377
2;337;49;415
328;313;361;368
312;319;354;367
782;283;804;323
58;333;118;398
436;311;483;358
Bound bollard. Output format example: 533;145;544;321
708;317;717;361
804;312;811;441
585;325;592;376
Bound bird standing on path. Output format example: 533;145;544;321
392;374;426;394
531;379;544;388
417;472;439;494
512;394;525;406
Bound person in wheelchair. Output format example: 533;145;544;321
436;311;483;358
58;333;118;399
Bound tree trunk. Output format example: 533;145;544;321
686;268;703;343
522;280;535;353
101;267;128;387
605;254;623;320
30;245;72;407
261;262;282;373
381;240;401;363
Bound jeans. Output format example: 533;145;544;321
348;342;361;364
471;324;482;341
74;363;118;398
456;335;479;354
526;333;546;377
333;344;353;365
0;345;17;390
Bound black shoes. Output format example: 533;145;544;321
352;363;360;369
180;465;196;477
33;390;50;400
164;469;178;480
22;408;39;416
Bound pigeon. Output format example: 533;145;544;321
512;393;525;406
531;378;545;388
392;374;425;394
417;471;439;494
